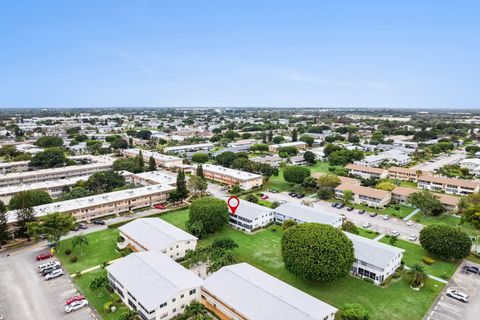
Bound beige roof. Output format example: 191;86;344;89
336;183;390;199
346;164;387;175
392;186;460;206
311;172;360;185
418;175;480;189
388;166;420;175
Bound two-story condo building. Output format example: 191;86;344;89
417;175;480;195
228;200;274;232
273;202;343;228
163;143;215;155
122;148;183;168
391;186;460;211
118;218;197;260
268;141;307;153
346;164;388;180
199;164;263;190
107;251;203;320
335;183;391;208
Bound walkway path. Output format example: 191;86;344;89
403;265;448;284
373;234;385;241
403;208;421;222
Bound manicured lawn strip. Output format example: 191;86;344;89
356;228;380;239
308;161;334;173
264;169;292;192
415;214;480;237
57;229;122;274
379;237;459;279
159;210;443;320
399;181;418;188
74;268;129;320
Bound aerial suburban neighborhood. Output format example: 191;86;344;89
1;2;479;320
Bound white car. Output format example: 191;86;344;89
38;261;60;273
382;215;390;220
408;234;418;241
45;268;64;280
65;299;89;313
362;222;372;228
406;220;414;226
391;230;400;237
446;289;469;303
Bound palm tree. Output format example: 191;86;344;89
72;233;89;256
406;263;428;288
89;275;107;297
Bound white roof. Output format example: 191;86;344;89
132;171;177;186
6;184;175;223
274;203;342;225
345;232;404;269
271;141;307;148
203;263;337;320
164;143;214;152
0;175;88;196
107;251;203;312
202;164;262;181
230;200;272;220
123;148;182;163
460;158;480;166
119;218;197;251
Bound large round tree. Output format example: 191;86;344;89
419;224;472;260
283;165;311;184
187;197;229;238
281;223;355;282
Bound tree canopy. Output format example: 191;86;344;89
187;197;229;238
419;224;471;260
408;190;445;216
283;165;310;184
35;136;64;148
9;189;53;210
30;148;67;168
27;212;75;248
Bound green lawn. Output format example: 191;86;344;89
399;180;418;188
159;210;443;320
264;169;293;192
57;229;122;274
380;237;459;279
74;269;129;320
356;228;380;239
414;214;480;237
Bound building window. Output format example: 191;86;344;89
160;302;167;308
180;294;184;298
189;289;196;295
172;298;176;303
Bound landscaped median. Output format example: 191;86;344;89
57;208;453;320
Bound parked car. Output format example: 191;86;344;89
269;188;279;193
38;261;60;273
36;252;53;261
408;234;418;241
357;209;366;214
382;215;390;220
446;289;469;303
92;220;106;225
406;220;414;226
347;206;354;211
78;223;88;229
369;212;378;217
45;269;64;280
261;195;269;200
391;230;400;237
362;222;372;228
72;224;80;231
288;192;296;197
337;203;345;209
331;203;338;208
66;294;86;306
65;299;88;313
42;264;61;276
462;265;480;274
297;194;305;199
154;204;166;210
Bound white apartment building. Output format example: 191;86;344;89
125;171;177;187
273;202;343;228
346;164;388;180
122;149;183;168
0;156;113;187
5;184;175;224
228;200;274;232
202;263;338;320
0;161;30;175
107;251;203;320
269;141;307;153
200;164;263;190
118;218;197;260
417;175;480;195
250;154;283;167
459;158;480;176
335;183;392;208
345;232;404;285
163;143;215;154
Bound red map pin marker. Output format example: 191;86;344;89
228;196;240;215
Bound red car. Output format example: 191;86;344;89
261;195;269;200
65;294;86;306
154;204;166;210
36;252;53;261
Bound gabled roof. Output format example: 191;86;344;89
230;200;272;220
120;218;197;251
336;183;390;199
107;251;203;312
346;164;387;175
203;263;337;320
274;202;342;225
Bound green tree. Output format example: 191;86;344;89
419;224;471;260
62;187;90;200
30;148;67;168
196;164;205;179
291;129;298;142
406;263;428;288
342;220;358;234
282;223;355;282
282;219;298;230
302;176;317;191
283;165;310;184
137;150;145;169
176;169;189;202
188;176;208;196
299;134;314;147
9;189;53;210
408;190;445;217
0;200;9;246
148;155;156;171
249;144;269;153
375;181;396;191
245;194;258;203
192;152;209;163
341;303;369;320
72;233;89;256
277;146;298;157
110;138;128;149
137;130;152;140
118;310;138;320
15;207;36;240
184;238;238;274
303;151;316;164
113;158;143;173
34;136;64;148
187;197;228;238
342;190;354;205
27;212;75;249
272;136;285;144
389;235;398;246
316;174;341;200
85;170;126;194
89;275;108;297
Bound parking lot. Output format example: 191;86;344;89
0;243;95;320
413;150;466;172
425;262;480;320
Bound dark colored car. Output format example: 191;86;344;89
331;203;338;208
347;207;354;211
289;193;297;197
369;212;378;217
337;203;345;209
358;209;366;214
92;220;106;225
297;194;305;198
463;265;480;274
36;252;53;261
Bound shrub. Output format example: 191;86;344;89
363;278;374;284
70;256;78;263
341;303;369;320
64;249;72;256
282;219;298;230
271;226;277;232
419;224;472;260
422;257;435;265
394;205;400;210
112;293;122;303
117;236;124;243
440;272;448;280
103;301;114;313
282;223;354;282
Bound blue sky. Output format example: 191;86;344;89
0;1;479;108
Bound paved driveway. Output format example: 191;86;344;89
0;244;95;320
425;262;480;320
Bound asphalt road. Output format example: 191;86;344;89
0;243;94;320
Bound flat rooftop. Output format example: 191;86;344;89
202;164;262;181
